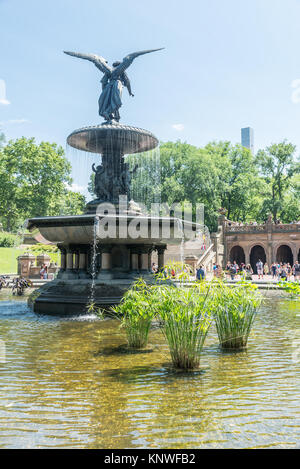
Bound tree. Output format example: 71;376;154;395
0;132;5;148
156;141;263;231
127;141;260;231
0;137;85;231
59;190;86;216
204;141;263;223
279;174;300;223
256;142;300;222
90;139;300;232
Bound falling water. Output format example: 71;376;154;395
17;220;28;246
66;125;161;213
127;145;161;212
176;218;185;265
89;216;99;307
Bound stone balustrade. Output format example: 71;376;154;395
225;223;300;234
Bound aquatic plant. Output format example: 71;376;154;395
161;261;192;283
213;282;262;350
278;281;300;299
111;279;157;349
86;302;104;319
157;283;212;370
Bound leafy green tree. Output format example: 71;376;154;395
155;141;263;231
256;142;300;222
280;174;300;222
90;139;300;231
0;137;85;231
59;190;86;215
0;132;5;148
204;141;263;223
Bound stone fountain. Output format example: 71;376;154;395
27;47;198;315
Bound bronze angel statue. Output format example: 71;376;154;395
64;48;164;123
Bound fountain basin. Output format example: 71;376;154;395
26;214;199;315
67;123;158;154
27;214;199;245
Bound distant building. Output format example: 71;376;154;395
241;127;254;153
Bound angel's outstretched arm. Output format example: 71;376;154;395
63;51;112;75
112;48;164;78
123;73;134;97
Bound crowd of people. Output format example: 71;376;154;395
224;259;300;282
153;259;300;284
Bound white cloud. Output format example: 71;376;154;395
172;123;185;132
0;79;10;105
8;119;30;124
65;182;85;193
0;119;30;126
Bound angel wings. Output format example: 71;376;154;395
64;48;164;123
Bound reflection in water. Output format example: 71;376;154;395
0;295;299;449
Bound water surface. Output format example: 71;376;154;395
0;294;299;449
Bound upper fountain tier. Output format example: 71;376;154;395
67;122;159;155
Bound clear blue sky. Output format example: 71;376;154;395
1;0;300;194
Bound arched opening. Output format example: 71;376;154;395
230;246;245;266
250;245;266;273
276;245;293;265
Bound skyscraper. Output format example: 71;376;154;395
241;127;254;153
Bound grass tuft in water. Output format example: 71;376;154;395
112;279;157;349
213;281;262;350
86;302;104;319
157;283;212;370
278;280;300;299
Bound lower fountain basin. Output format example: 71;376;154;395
26;213;199;315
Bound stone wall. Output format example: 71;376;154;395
218;217;300;268
17;253;59;279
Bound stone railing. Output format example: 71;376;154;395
225;224;267;234
272;223;300;233
225;223;300;234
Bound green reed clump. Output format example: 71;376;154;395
278;281;300;299
86;302;104;319
213;282;262;350
157;283;212;370
112;279;157;349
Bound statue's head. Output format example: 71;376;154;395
112;61;121;67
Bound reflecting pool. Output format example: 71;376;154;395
0;295;299;448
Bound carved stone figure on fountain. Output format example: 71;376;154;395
120;161;138;199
